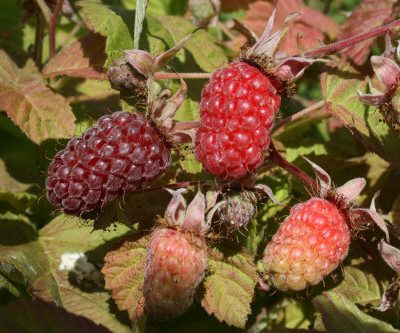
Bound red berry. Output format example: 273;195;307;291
144;228;208;320
263;197;350;291
195;61;280;179
46;112;171;215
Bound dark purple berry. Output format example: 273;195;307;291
46;112;171;215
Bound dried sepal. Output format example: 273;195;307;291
371;56;400;88
182;191;208;235
149;78;196;145
377;279;400;312
164;188;187;227
336;178;366;202
246;10;300;59
303;156;331;197
164;189;210;235
124;49;155;77
254;184;279;204
378;239;400;273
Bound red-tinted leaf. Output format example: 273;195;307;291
43;33;107;80
0;51;75;144
338;0;395;65
233;0;339;55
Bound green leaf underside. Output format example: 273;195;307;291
321;67;400;167
201;249;258;328
313;291;400;333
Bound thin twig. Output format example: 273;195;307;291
303;18;400;58
34;0;51;24
130;179;229;195
66;93;118;103
272;100;326;133
34;12;45;70
269;143;317;192
153;72;212;80
49;0;64;59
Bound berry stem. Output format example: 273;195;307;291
273;100;326;133
303;18;400;58
34;0;51;24
34;12;45;70
269;143;317;192
129;180;228;195
154;72;212;80
49;0;64;59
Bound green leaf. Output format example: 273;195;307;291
154;15;228;72
275;114;329;162
321;66;400;167
0;159;32;193
134;0;149;49
0;191;36;211
247;170;291;254
330;265;385;306
102;234;148;320
77;0;135;66
38;215;133;333
313;291;400;333
0;52;76;144
201;249;258;328
0;298;112;333
0;213;133;333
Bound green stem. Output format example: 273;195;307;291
272;100;326;133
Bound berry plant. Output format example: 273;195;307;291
3;0;400;332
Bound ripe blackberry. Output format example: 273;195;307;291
263;198;350;291
195;61;280;179
46;111;171;215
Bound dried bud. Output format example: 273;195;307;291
107;56;146;96
216;190;258;230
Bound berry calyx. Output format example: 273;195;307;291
46;111;171;215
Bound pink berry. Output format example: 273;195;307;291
46;111;171;215
144;228;208;320
195;62;280;180
263;197;350;291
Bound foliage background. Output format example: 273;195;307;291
1;0;400;332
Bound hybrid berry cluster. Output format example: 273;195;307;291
45;8;395;325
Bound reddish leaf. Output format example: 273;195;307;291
233;0;339;55
43;33;107;80
338;0;395;66
0;51;75;144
